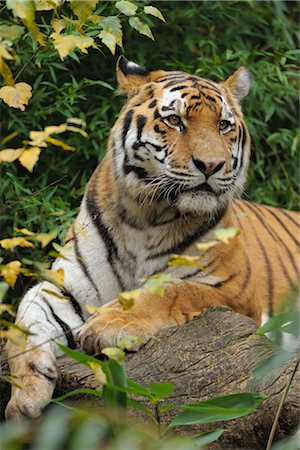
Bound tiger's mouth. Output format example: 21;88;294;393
183;182;215;194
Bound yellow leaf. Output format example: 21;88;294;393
44;124;67;135
88;362;107;385
144;6;165;22
6;0;45;45
42;289;69;300
43;268;64;287
34;0;61;11
0;260;22;287
19;147;41;172
45;136;76;151
69;0;98;23
0;328;28;351
51;18;66;34
0;82;32;111
51;32;95;60
142;273;172;296
0;42;14;60
28;130;48;147
66;125;88;137
0;304;16;317
15;228;35;236
98;16;123;48
0;57;14;86
52;242;72;260
118;289;140;310
0;148;24;163
168;254;205;269
34;229;58;247
117;335;144;350
0;237;35;250
215;226;240;244
85;303;100;315
66;117;86;127
102;347;125;365
196;241;220;252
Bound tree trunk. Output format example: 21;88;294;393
1;307;299;449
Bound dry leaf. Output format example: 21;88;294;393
19;147;41;172
118;289;140;309
43;268;64;286
168;254;204;269
0;82;32;110
215;226;240;244
0;148;24;163
102;347;125;365
88;361;107;385
0;260;22;287
0;237;35;250
34;229;58;247
196;240;220;252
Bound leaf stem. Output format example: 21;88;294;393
155;402;162;439
266;356;299;450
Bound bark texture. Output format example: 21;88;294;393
1;307;299;449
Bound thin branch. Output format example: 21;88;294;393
266;356;299;450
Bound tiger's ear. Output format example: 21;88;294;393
222;67;251;103
116;56;150;94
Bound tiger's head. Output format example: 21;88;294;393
111;56;251;218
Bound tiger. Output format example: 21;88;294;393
5;56;299;419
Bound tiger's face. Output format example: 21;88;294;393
112;57;251;217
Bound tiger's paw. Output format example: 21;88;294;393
5;348;58;419
79;305;156;355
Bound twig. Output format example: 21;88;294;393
266;356;299;450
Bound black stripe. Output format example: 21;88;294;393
277;209;300;228
73;229;102;303
239;203;274;315
68;294;85;321
148;99;157;108
170;85;188;92
262;206;299;247
86;192;126;291
43;298;76;349
214;272;239;288
147;206;227;260
122;109;134;147
136;115;147;140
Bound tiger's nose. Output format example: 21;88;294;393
192;158;225;177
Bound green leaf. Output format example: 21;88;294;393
253;350;296;377
55;341;105;368
0;281;9;303
48;387;103;405
69;0;98;23
115;1;138;16
0;24;25;41
98;16;123;48
149;382;174;401
169;393;265;427
256;311;300;337
99;30;116;54
193;429;225;446
129;17;154;40
144;6;165;22
127;398;157;423
102;347;125;365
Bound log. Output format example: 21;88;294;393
1;307;299;449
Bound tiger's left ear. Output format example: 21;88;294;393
116;56;150;94
222;67;252;103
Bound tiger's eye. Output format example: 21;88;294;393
219;120;231;131
168;114;181;126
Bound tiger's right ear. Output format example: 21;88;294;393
116;55;150;95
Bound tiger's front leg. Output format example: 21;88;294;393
79;280;229;354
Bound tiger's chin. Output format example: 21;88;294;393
175;191;231;218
